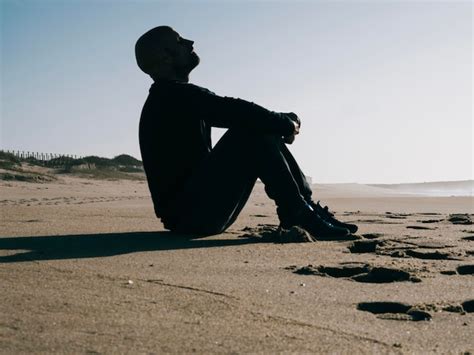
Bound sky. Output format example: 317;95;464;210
1;0;472;184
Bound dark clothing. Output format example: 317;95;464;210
163;130;313;235
138;79;311;234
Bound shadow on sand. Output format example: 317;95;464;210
0;231;258;263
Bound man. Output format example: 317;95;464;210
135;26;357;238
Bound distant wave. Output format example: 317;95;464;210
368;180;473;197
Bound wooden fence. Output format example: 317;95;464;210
1;149;83;166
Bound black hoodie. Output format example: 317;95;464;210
138;79;295;218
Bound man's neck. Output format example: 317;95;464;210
152;73;189;83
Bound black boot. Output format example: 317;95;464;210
278;204;352;240
310;201;358;234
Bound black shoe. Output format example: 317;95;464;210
310;200;358;234
278;205;351;240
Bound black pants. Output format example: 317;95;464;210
163;129;313;235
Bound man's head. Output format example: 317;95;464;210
135;26;200;81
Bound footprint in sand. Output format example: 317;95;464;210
404;249;459;260
384;213;409;219
406;225;436;230
440;265;474;275
385;249;459;260
462;300;474;312
417;219;444;223
443;300;474;313
347;238;458;260
456;265;474;275
353;219;403;225
357;302;432;321
343;211;360;216
448;214;472;225
290;263;421;283
361;233;385;239
407;241;456;249
349;240;386;253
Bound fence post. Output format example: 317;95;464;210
2;150;84;164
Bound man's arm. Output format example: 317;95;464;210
184;83;298;137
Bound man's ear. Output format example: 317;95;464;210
157;47;175;65
157;51;173;65
147;48;173;75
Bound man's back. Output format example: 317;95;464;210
139;79;212;218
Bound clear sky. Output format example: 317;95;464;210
1;0;472;183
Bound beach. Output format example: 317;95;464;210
1;175;473;353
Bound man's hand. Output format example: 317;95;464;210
283;112;300;144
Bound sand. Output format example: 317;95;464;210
1;176;473;354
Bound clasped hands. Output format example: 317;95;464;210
283;112;300;145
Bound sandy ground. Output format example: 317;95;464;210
1;176;473;354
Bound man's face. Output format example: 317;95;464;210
164;29;200;76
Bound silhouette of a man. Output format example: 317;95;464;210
135;26;357;238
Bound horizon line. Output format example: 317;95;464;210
2;149;472;186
